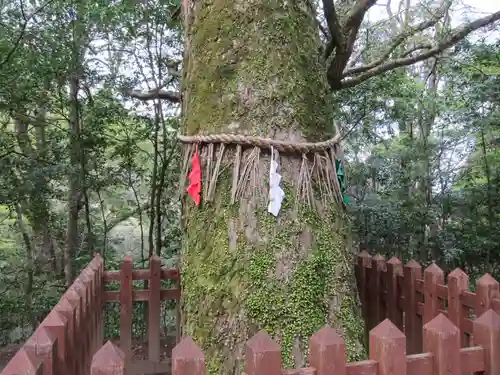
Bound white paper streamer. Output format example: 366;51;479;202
268;146;285;216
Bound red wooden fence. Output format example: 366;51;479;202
3;251;500;375
91;311;499;375
1;255;105;375
355;251;500;353
102;255;181;375
0;255;180;375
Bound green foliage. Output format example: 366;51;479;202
0;0;182;345
347;38;500;284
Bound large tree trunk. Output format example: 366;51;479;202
180;0;364;373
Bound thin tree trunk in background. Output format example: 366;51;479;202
97;190;108;259
417;2;448;261
131;182;145;268
149;106;160;258
180;0;364;372
12;112;56;274
417;61;439;262
65;71;81;286
155;100;165;257
82;161;94;254
480;123;494;274
34;83;57;273
15;203;36;331
65;9;87;286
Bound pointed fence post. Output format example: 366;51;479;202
89;255;103;355
423;314;461;375
73;277;90;372
172;337;205;375
309;326;346;375
92;254;105;349
24;327;58;375
246;330;281;375
423;263;444;324
56;297;77;374
0;347;43;375
80;267;94;365
356;252;371;307
82;268;97;372
357;251;371;343
473;309;500;375
120;256;133;365
91;341;126;375
404;259;422;354
42;310;69;374
476;274;499;318
371;255;387;328
386;257;403;330
148;256;162;362
369;319;406;375
447;268;469;347
65;286;83;375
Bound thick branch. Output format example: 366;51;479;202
326;0;378;89
345;0;379;29
339;10;500;89
343;0;451;77
400;43;433;57
106;203;151;234
123;88;181;102
322;0;343;58
122;63;181;102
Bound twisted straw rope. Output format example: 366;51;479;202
177;133;341;154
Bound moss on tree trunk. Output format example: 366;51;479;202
180;0;365;372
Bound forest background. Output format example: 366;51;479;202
0;0;499;367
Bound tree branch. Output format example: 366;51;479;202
0;0;54;69
400;43;433;58
123;88;181;102
165;63;181;78
106;203;151;234
343;0;452;77
122;59;181;102
345;0;379;29
322;0;343;58
326;0;379;89
339;10;500;89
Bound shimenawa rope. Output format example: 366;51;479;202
177;133;341;154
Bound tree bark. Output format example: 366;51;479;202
180;0;364;373
33;92;57;273
15;202;37;331
13;107;56;274
65;72;81;287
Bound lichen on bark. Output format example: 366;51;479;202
180;0;365;372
